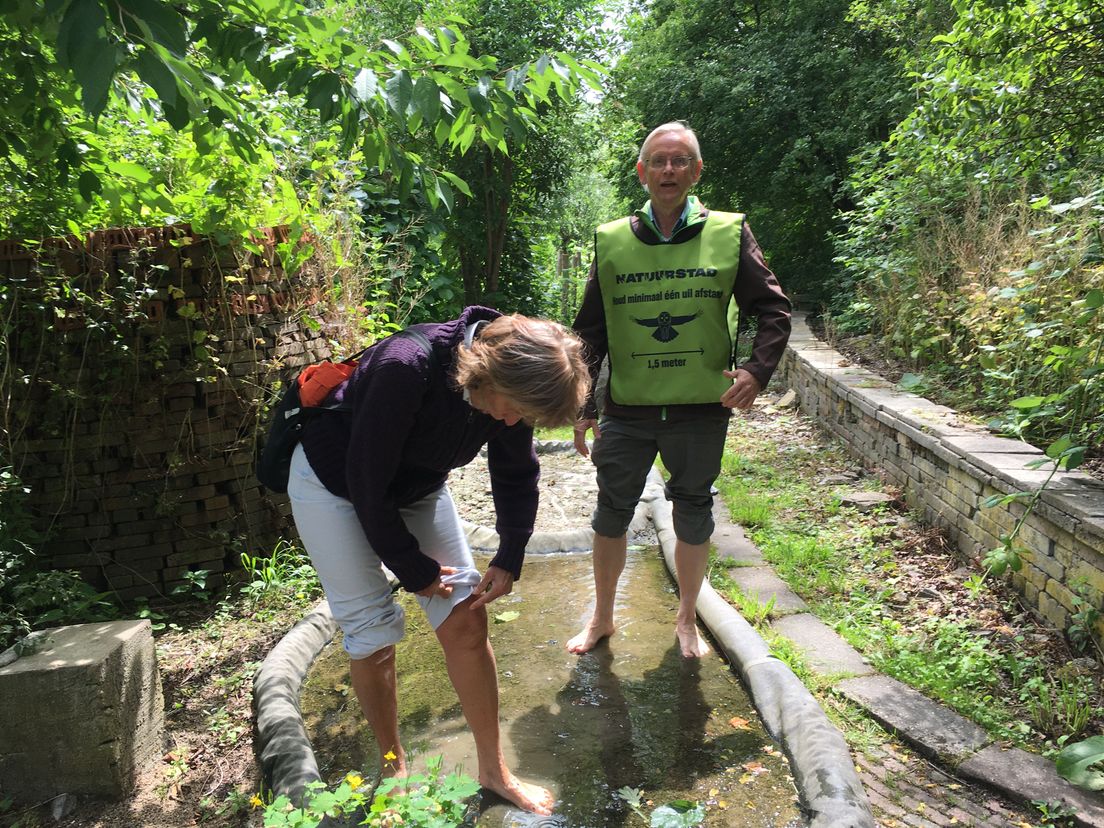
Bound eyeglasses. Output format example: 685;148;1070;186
644;155;695;170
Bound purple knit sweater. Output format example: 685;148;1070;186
299;306;539;593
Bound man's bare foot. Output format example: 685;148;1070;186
480;771;555;815
566;618;615;654
676;622;709;658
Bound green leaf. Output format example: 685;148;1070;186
1059;447;1086;471
433;118;450;146
381;39;406;57
117;0;187;55
74;41;119;117
438;169;472;198
57;0;107;70
1056;735;1104;791
467;76;492;116
78;170;101;201
135;50;178;110
1045;435;1074;458
1009;396;1046;409
413;75;441;122
1085;289;1104;310
493;610;519;624
385;70;413;119
306;73;340;121
352;68;379;104
650;800;705;828
107;161;153;182
897;373;928;393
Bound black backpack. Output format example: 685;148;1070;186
256;328;434;493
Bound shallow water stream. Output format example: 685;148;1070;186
302;549;804;827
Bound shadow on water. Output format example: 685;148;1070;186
302;549;804;827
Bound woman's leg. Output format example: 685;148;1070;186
348;646;404;775
287;445;407;774
402;486;552;812
435;596;554;814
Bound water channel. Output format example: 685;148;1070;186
301;548;805;827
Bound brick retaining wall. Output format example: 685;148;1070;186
779;313;1104;652
2;225;338;599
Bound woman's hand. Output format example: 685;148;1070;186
416;566;458;599
470;565;515;610
573;418;599;457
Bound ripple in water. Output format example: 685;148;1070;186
503;815;568;828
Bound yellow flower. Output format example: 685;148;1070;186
346;773;364;790
384;750;398;762
249;794;264;809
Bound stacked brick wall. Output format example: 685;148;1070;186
779;313;1104;653
1;225;339;600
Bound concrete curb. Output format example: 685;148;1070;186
640;468;876;828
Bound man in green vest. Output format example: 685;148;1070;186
568;121;791;658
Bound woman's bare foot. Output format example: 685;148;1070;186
676;622;709;658
375;748;409;795
566;618;615;654
480;770;555;815
379;747;407;777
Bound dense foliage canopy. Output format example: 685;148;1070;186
0;0;602;249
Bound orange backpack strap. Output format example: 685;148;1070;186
295;328;436;409
297;361;356;407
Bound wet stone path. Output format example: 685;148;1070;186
302;550;804;827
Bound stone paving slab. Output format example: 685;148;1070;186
770;613;875;677
711;505;763;565
836;675;991;765
958;744;1104;828
723;565;809;614
941;434;1045;457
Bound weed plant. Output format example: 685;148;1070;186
829;188;1104;455
260;758;478;828
711;409;1104;758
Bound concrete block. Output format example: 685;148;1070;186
771;613;874;678
722;566;808;615
0;620;164;802
836;675;990;765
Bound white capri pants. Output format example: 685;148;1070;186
287;444;481;659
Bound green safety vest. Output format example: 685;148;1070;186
598;211;743;406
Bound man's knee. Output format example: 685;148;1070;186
672;507;714;546
592;507;635;539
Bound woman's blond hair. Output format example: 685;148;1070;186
454;315;590;427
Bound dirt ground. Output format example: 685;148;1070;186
449;443;598;533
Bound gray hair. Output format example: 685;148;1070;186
638;121;702;163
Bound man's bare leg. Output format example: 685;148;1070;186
436;597;554;814
349;647;407;776
567;532;627;654
674;539;711;658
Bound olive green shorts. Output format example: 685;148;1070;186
590;415;729;545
